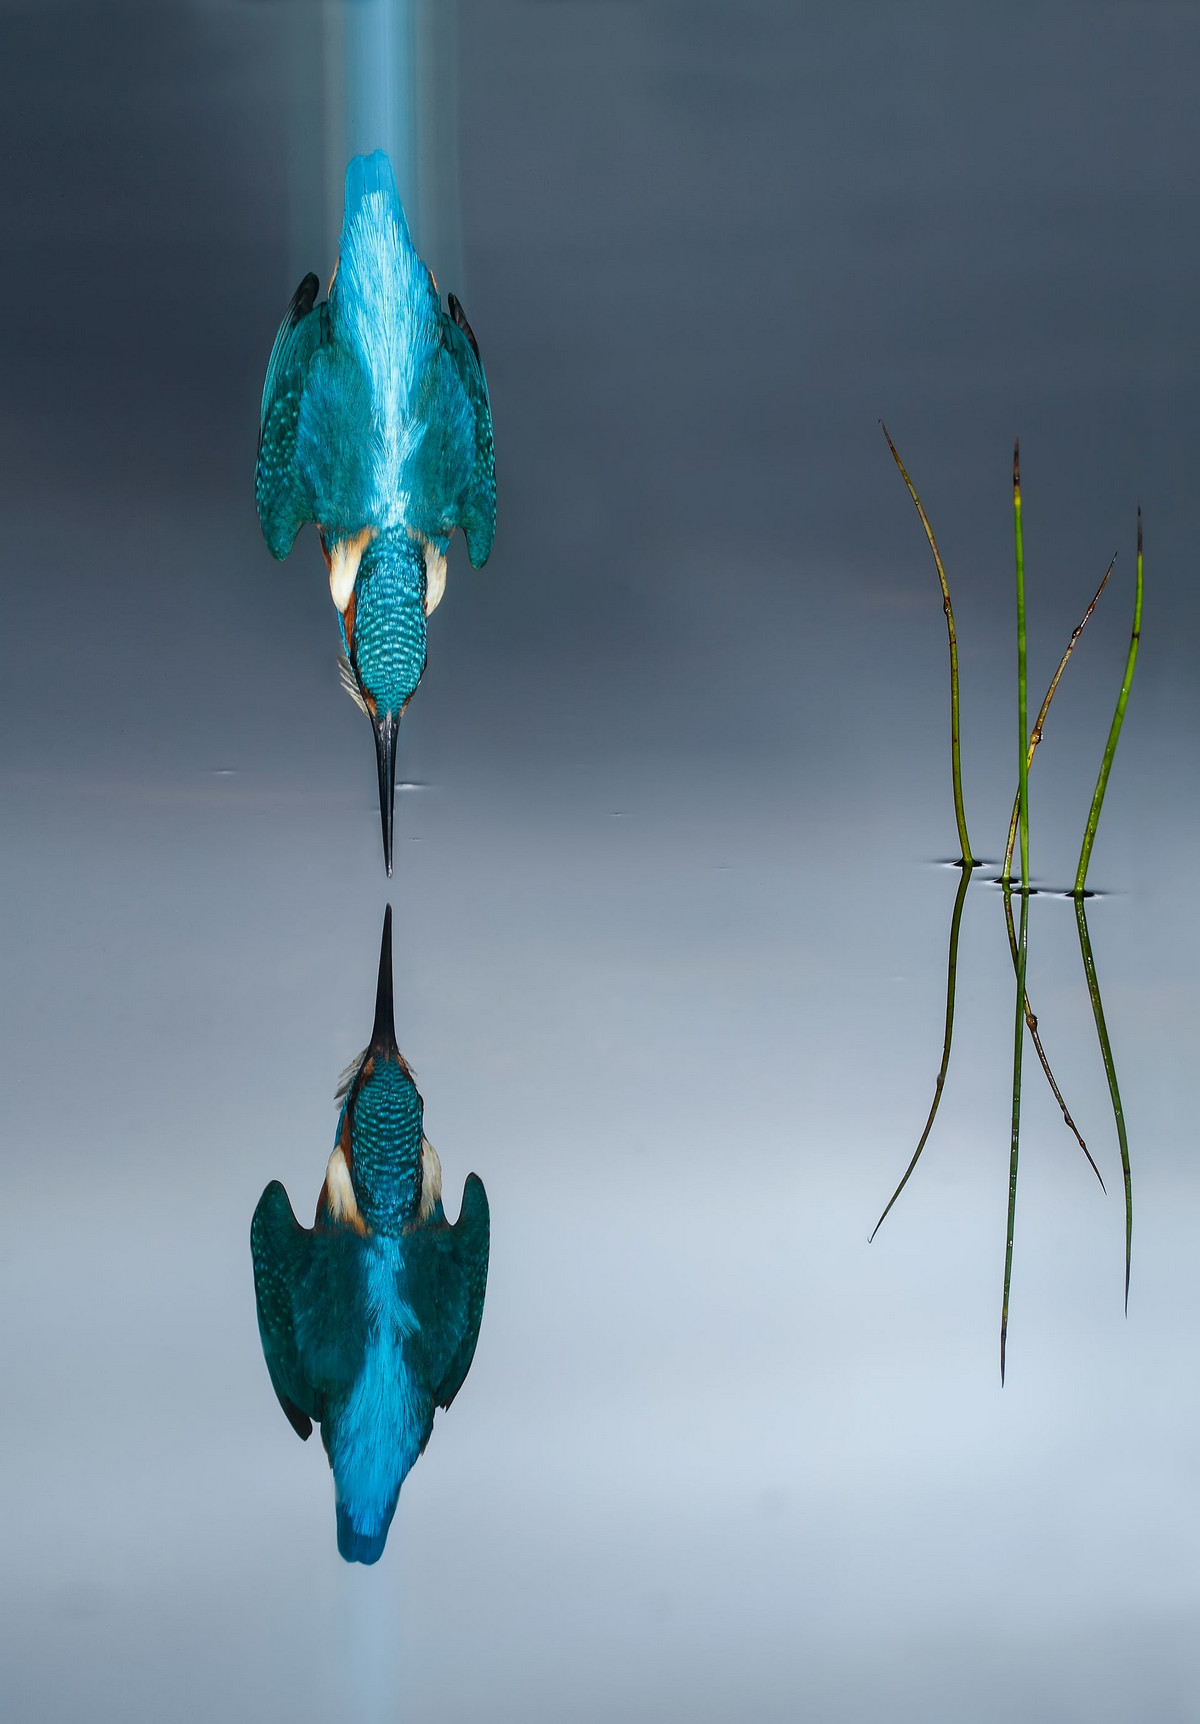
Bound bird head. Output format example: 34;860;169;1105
327;527;439;874
322;906;439;1237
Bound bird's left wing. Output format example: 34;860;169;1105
251;1180;320;1439
251;1182;370;1441
404;1172;490;1413
255;273;331;560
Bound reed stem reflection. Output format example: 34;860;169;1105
875;439;1143;1371
1075;895;1133;1311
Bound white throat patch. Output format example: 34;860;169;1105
417;1136;443;1222
325;1145;367;1235
423;543;447;617
328;527;376;614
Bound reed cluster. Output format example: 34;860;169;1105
873;428;1143;1378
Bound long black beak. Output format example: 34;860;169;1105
372;712;399;877
370;904;399;1059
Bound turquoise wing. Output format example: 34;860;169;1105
250;1181;319;1439
404;1173;490;1413
435;1173;490;1407
443;295;496;569
255;274;330;560
250;1182;368;1441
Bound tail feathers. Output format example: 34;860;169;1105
336;1498;397;1566
342;150;408;241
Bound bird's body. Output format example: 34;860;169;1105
250;909;490;1564
256;151;496;871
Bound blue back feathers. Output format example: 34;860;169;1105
256;148;497;579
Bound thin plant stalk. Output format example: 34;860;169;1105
1002;556;1116;881
1074;513;1144;896
1075;894;1133;1309
1001;885;1104;1190
1000;886;1029;1383
1001;442;1029;1385
1014;442;1029;891
999;554;1116;1182
869;860;976;1242
1072;511;1142;1309
881;421;974;868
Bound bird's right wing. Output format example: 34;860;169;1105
404;1173;491;1414
255;274;330;560
434;1173;490;1408
441;297;496;569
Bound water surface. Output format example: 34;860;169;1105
3;3;1200;1719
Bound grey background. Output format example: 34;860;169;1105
3;2;1200;1719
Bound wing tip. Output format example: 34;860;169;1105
289;272;320;326
280;1396;313;1441
447;292;481;363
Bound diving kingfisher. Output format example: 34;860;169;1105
255;150;496;874
250;907;490;1564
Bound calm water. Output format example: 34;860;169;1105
5;3;1200;1719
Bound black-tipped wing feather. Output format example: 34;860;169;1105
405;1173;490;1413
250;1181;318;1438
441;298;496;569
250;1181;368;1440
255;273;330;560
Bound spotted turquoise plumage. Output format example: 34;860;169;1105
250;909;490;1564
339;529;429;719
346;1055;423;1232
254;150;497;873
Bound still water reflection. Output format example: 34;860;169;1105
251;907;489;1564
6;3;1200;1721
872;865;1133;1372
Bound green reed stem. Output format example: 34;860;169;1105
1002;556;1116;882
1001;441;1030;1385
1014;442;1029;892
869;860;976;1242
881;422;974;867
998;548;1115;1184
1074;514;1143;897
1001;882;1104;1190
1000;886;1029;1383
1075;895;1132;1309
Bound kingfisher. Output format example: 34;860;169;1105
250;906;490;1564
255;150;496;874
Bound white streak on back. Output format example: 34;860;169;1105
337;190;438;526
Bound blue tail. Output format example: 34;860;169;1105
336;1498;397;1566
342;150;409;240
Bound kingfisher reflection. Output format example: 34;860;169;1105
251;907;489;1563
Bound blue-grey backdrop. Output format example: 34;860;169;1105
3;3;1200;1719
